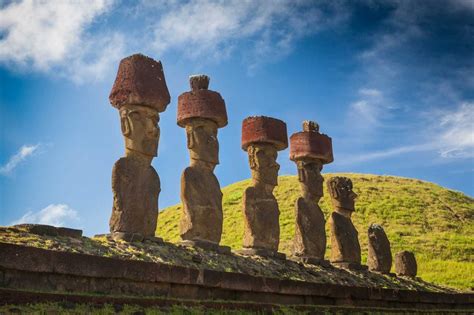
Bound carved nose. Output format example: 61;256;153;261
208;135;217;143
148;126;159;138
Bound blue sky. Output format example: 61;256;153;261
1;0;473;236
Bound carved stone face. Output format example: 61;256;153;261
327;177;357;212
186;119;219;165
120;104;160;158
297;159;323;199
248;143;280;187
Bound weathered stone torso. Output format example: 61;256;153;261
395;251;417;277
109;157;160;237
368;225;392;273
294;197;326;259
329;212;361;263
242;186;280;251
180;166;223;243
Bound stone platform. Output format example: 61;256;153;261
0;242;472;312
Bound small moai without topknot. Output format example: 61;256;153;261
367;224;392;273
239;116;288;259
108;54;171;242
289;120;333;266
327;176;367;270
395;250;417;277
177;74;230;253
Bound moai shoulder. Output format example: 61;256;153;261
328;211;362;265
395;250;417;277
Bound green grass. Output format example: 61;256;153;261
157;173;474;290
3;302;471;314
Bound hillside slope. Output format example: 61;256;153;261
157;173;474;290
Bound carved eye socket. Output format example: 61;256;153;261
129;111;140;120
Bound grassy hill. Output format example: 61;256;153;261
157;173;474;290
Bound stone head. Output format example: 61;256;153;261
326;176;357;213
120;104;160;158
185;118;219;166
248;143;280;188
297;159;324;199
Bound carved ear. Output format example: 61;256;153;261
120;110;131;136
332;182;340;198
186;128;195;149
248;146;257;169
297;168;305;182
327;180;338;198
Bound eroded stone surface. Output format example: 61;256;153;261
289;120;333;163
0;227;455;294
178;76;227;245
189;74;210;91
241;116;288;255
327;177;361;264
109;157;160;238
242;177;280;251
368;224;392;273
236;248;286;260
241;116;288;151
109;54;170;112
179;160;223;244
395;250;417;277
180;239;231;254
13;224;82;238
293;161;326;260
108;54;170;240
177;75;227;128
290;121;333;261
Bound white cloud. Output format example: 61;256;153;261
437;102;474;158
340;102;474;164
0;144;41;175
0;0;118;82
349;88;395;128
0;1;348;80
150;1;348;68
65;32;125;84
10;204;80;227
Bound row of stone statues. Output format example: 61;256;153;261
106;54;417;277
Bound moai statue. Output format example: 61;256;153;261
289;121;333;266
108;54;170;242
395;250;417;277
367;224;392;273
327;176;367;270
177;75;230;253
239;116;288;259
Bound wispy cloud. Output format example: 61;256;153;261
0;0;120;83
0;144;41;175
340;102;474;164
436;102;474;158
0;1;349;80
10;204;80;227
342;1;473;162
348;88;396;130
339;144;435;165
149;1;349;70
